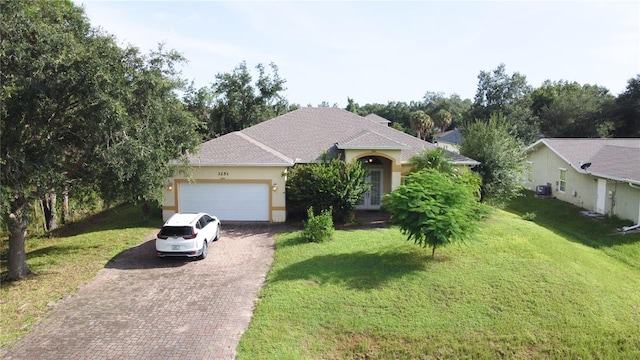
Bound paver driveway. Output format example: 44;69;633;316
2;224;284;360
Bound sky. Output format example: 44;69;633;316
73;1;640;108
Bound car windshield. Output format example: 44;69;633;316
159;226;193;237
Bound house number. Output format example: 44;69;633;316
218;171;229;177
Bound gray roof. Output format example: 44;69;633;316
527;138;640;184
436;129;462;145
364;113;391;126
190;107;478;166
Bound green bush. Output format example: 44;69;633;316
383;169;488;256
286;159;368;223
522;212;537;221
302;207;334;243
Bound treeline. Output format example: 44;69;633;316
342;64;640;145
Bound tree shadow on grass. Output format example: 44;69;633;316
51;203;164;238
505;192;640;249
270;250;437;290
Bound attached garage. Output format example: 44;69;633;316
178;182;270;222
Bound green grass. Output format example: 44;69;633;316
238;195;640;359
0;204;160;348
506;192;640;270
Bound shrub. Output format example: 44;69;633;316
286;159;368;223
302;207;334;243
522;212;537;221
383;169;488;256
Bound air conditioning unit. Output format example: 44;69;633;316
536;185;551;196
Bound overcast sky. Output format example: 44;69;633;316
74;1;640;107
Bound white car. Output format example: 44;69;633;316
156;212;221;260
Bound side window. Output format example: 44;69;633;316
202;215;212;225
559;168;567;192
196;217;205;229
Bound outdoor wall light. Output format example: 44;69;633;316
166;181;174;191
272;183;278;192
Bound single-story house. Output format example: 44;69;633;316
162;107;479;222
524;138;640;224
434;129;462;154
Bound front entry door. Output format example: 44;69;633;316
357;169;383;210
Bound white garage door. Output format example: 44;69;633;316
178;182;270;221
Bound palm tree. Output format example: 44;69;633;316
409;110;434;140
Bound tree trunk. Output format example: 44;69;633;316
6;199;33;281
42;190;58;231
62;184;69;225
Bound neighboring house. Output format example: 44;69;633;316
524;138;640;224
163;107;479;222
434;129;462;154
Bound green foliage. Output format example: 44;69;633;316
408;110;433;140
421;92;471;130
0;0;200;280
382;169;487;256
409;148;455;175
302;207;334;243
612;75;640;137
193;61;292;138
286;159;369;222
531;80;616;138
460;115;527;207
522;212;537;221
467;63;539;144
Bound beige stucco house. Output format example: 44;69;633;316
162;107;478;222
524;138;640;224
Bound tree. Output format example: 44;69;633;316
460;115;527;206
360;101;420;136
432;108;453;132
531;80;615;137
285;159;369;222
345;97;362;115
1;0;201;281
383;169;486;257
409;110;434;140
207;61;288;137
612;75;640;138
409;148;455;175
467;64;539;144
422;91;471;130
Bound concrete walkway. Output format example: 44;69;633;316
2;224;283;360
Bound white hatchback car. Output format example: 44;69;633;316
156;212;221;260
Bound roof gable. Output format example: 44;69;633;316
337;130;410;150
527;138;640;183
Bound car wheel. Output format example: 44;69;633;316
198;240;208;260
214;226;220;241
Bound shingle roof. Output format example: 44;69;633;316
191;107;479;166
527;138;640;183
435;129;462;145
364;113;391;126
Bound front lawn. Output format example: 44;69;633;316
237;196;640;359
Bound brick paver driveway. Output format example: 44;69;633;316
2;224;285;360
